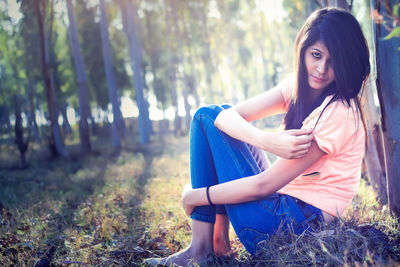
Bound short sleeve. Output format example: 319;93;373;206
274;77;294;109
302;100;358;156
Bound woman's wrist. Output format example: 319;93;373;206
182;187;208;206
256;131;272;151
206;186;215;206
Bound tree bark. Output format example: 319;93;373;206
27;77;41;144
371;0;400;216
361;78;387;203
60;104;73;135
170;0;191;133
33;0;67;157
182;17;200;108
119;0;151;144
13;95;29;168
66;0;92;153
99;0;123;150
22;27;41;144
198;1;216;101
165;0;181;136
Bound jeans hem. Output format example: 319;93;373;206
190;213;216;224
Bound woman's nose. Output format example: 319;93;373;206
316;61;327;74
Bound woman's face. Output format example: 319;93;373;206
304;41;335;92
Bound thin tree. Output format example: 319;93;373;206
99;0;124;150
165;0;181;136
66;0;92;153
118;0;151;144
13;94;29;168
32;0;68;157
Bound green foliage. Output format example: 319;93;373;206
75;0;108;110
383;26;400;40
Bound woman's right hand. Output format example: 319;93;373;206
264;128;314;159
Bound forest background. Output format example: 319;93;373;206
1;0;400;266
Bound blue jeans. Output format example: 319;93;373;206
189;105;324;254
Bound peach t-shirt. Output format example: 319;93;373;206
276;78;365;217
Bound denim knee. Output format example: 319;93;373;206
193;105;225;121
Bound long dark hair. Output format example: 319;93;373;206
284;8;370;130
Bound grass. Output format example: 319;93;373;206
0;127;399;266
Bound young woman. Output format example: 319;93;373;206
145;7;370;266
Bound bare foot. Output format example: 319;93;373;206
144;246;210;267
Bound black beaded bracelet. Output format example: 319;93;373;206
206;185;215;206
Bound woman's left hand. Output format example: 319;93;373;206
181;184;196;216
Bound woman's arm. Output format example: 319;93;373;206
214;86;313;159
182;141;325;215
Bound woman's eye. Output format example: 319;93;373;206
312;52;321;59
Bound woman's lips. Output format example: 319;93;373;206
311;75;325;83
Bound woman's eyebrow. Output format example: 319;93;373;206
311;48;324;54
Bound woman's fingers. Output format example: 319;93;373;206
289;128;313;136
295;143;312;152
295;133;313;145
287;143;312;159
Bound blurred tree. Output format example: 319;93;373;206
32;0;68;157
75;0;107;113
0;7;31;164
187;0;217;103
0;8;19;138
66;0;92;153
143;6;170;120
99;0;124;150
181;5;200;108
164;0;182;136
13;94;29;167
20;5;42;144
118;0;151;144
47;1;74;138
169;0;192;133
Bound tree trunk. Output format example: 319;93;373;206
13;95;29;168
60;104;73;135
23;29;41;145
99;0;123;150
371;0;400;216
66;0;91;153
362;78;387;203
27;78;41;144
119;0;151;144
182;18;200;108
198;1;216;101
34;0;67;157
164;0;181;136
170;0;191;133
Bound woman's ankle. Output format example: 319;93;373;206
213;235;231;256
188;241;213;258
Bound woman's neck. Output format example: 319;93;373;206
308;87;325;103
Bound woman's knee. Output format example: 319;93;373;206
193;105;230;120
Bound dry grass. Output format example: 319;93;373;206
0;130;399;266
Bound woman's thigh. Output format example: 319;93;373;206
225;193;322;255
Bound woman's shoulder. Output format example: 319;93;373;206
303;96;362;131
275;75;295;106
